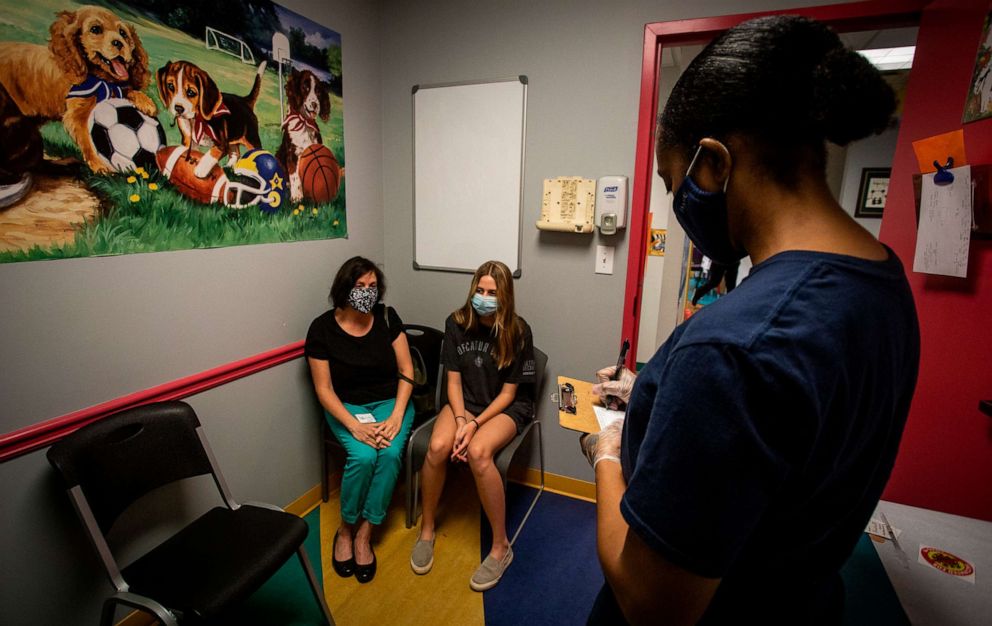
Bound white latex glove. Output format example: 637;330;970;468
591;365;637;408
579;419;624;469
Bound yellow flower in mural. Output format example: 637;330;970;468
333;219;340;227
129;194;140;203
127;176;136;183
148;183;159;191
134;167;146;176
312;207;319;216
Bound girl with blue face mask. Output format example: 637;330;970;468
411;260;536;592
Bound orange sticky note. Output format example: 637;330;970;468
912;130;968;174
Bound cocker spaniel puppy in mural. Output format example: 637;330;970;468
276;68;331;202
0;5;155;174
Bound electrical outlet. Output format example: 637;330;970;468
596;245;614;274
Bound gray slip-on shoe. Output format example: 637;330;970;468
469;546;513;591
410;537;435;574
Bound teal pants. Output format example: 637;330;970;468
326;398;414;524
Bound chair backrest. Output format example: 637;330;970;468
47;401;215;535
403;324;444;418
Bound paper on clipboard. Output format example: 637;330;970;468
913;166;972;278
593;405;625;431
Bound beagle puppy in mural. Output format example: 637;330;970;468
0;5;155;174
156;60;266;178
276;68;330;202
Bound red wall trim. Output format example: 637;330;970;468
621;0;928;368
0;341;305;463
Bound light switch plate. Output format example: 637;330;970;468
596;245;614;274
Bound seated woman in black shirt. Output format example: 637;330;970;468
410;260;536;591
305;256;415;584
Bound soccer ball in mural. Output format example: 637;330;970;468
88;98;166;173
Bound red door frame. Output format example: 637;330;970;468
621;0;929;367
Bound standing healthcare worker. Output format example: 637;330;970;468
582;15;920;625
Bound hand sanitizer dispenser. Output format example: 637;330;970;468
596;176;627;235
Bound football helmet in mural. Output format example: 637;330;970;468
227;149;289;212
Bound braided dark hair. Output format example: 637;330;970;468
658;15;896;186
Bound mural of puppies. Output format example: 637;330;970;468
276;68;330;202
0;5;155;174
157;60;266;179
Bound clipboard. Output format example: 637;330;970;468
557;376;602;434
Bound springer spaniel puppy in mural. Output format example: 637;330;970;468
276;68;331;202
156;59;267;179
0;5;155;174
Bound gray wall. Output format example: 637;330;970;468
379;0;829;481
0;0;383;623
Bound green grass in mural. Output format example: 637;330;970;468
0;169;347;263
1;0;347;262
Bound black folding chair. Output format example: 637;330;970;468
405;347;548;543
47;401;334;626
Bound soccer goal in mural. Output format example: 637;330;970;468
205;26;257;65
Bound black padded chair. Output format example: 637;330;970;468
47;401;334;626
404;347;548;543
320;323;444;502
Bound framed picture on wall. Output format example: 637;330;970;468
856;168;891;218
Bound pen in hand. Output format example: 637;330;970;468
606;339;630;409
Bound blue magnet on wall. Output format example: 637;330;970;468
933;157;955;185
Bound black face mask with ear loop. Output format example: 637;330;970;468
672;145;747;266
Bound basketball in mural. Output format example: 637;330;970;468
299;144;341;203
88;99;166;173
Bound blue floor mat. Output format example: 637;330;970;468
484;484;907;626
482;483;604;625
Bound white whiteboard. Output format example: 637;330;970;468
413;77;527;275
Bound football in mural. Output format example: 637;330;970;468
88;99;167;173
157;146;232;205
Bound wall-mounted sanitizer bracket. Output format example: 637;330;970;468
596;176;628;235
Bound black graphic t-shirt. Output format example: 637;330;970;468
441;313;536;428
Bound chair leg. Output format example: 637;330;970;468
297;546;336;626
405;449;414;528
101;593;179;626
409;471;422;529
321;428;329;503
508;423;545;547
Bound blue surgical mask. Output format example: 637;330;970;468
672;145;745;265
471;293;498;316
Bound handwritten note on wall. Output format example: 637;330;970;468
913;166;973;278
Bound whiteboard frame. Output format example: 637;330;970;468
412;76;528;277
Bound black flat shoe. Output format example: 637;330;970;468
332;530;355;578
355;545;377;583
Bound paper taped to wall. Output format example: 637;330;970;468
913;166;972;278
536;177;595;233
